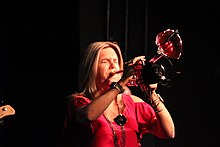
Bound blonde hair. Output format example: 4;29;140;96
78;41;124;99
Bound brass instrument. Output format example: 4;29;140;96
128;29;183;92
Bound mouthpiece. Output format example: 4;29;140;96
108;70;124;78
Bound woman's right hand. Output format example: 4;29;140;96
119;56;146;86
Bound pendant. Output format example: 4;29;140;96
114;114;127;126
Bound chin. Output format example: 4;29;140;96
109;79;118;84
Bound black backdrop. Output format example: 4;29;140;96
1;0;79;146
1;0;219;147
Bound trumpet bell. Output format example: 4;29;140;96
155;29;182;59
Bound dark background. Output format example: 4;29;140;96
0;0;219;147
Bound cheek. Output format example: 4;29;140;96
97;65;108;79
116;65;120;71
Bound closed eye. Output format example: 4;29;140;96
113;59;118;64
100;59;109;63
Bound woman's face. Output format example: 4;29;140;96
96;47;121;88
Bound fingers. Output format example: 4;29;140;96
148;83;158;91
124;59;133;66
132;56;146;64
122;56;146;86
125;56;146;65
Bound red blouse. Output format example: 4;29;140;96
63;94;158;147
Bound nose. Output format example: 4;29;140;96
109;60;118;70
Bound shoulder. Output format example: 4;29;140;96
129;94;145;103
67;93;91;108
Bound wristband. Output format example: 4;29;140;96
110;82;125;94
157;94;164;103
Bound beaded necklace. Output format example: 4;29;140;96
104;97;127;147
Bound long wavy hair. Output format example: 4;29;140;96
77;41;124;99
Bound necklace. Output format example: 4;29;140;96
104;97;127;147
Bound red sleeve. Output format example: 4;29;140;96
73;95;91;108
64;94;91;128
135;102;157;138
62;95;93;147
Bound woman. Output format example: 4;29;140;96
63;41;175;147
